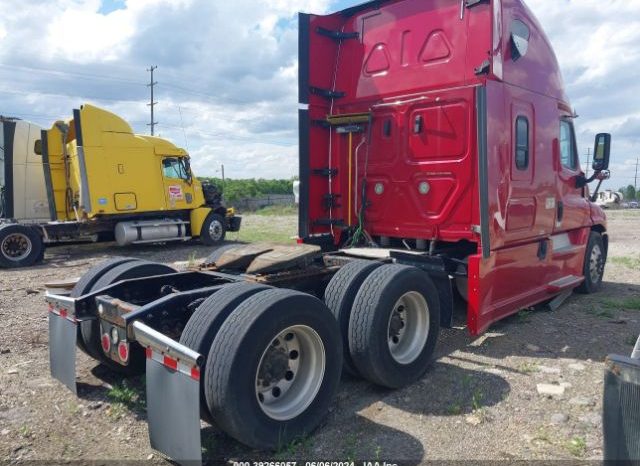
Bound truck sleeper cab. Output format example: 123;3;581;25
0;105;241;268
45;0;612;463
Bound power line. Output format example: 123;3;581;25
0;63;145;85
146;65;158;136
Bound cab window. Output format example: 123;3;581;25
559;120;578;170
162;158;189;180
515;116;529;170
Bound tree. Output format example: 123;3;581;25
623;185;637;202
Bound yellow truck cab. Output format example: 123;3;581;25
0;104;240;268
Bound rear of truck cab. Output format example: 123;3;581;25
299;0;609;335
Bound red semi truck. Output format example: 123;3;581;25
45;0;612;463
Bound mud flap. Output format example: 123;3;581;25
133;321;203;466
48;311;78;394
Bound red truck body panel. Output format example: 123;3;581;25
299;0;607;335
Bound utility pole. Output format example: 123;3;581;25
585;147;591;178
635;157;639;194
146;65;158;136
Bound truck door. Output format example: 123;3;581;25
161;157;196;211
554;117;590;232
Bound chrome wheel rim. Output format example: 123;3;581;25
208;219;223;241
590;244;603;283
387;291;429;365
1;233;32;262
255;325;325;421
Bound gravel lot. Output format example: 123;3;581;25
1;211;639;463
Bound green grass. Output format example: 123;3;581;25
253;204;298;216
584;305;615;319
106;380;145;413
275;435;313;460
600;297;640;311
566;436;587;457
447;403;463;415
231;213;297;244
610;256;640;270
517;309;534;323
518;361;540;374
19;425;31;438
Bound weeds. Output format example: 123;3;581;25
342;433;358;462
566;436;587;457
275;434;313;460
18;425;31;438
518;362;540;374
447;403;463;415
187;252;198;268
517;309;534;323
106;380;145;419
599;298;640;312
584;305;615;319
374;445;383;461
472;390;484;411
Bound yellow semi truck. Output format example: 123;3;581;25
0;104;240;268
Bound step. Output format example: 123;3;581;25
547;275;584;293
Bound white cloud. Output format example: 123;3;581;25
0;0;638;188
526;0;640;189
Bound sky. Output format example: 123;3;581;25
0;0;639;190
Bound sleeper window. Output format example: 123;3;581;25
515;116;529;170
560;120;578;170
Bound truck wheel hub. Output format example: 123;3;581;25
590;244;603;283
208;221;223;241
386;292;430;365
1;233;32;261
255;325;326;421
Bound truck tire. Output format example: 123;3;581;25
324;260;383;376
0;224;43;268
200;212;226;246
577;232;606;294
179;281;271;422
70;257;141;355
204;288;342;450
70;257;140;298
81;261;177;374
204;244;240;266
348;264;440;389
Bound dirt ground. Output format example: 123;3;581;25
1;211;639;463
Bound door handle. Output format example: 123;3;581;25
557;200;564;223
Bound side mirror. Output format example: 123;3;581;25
592;133;611;172
34;139;42;156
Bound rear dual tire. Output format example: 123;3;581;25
181;286;342;449
204;288;342;449
179;281;272;422
324;260;383;376
324;262;440;389
71;258;177;374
